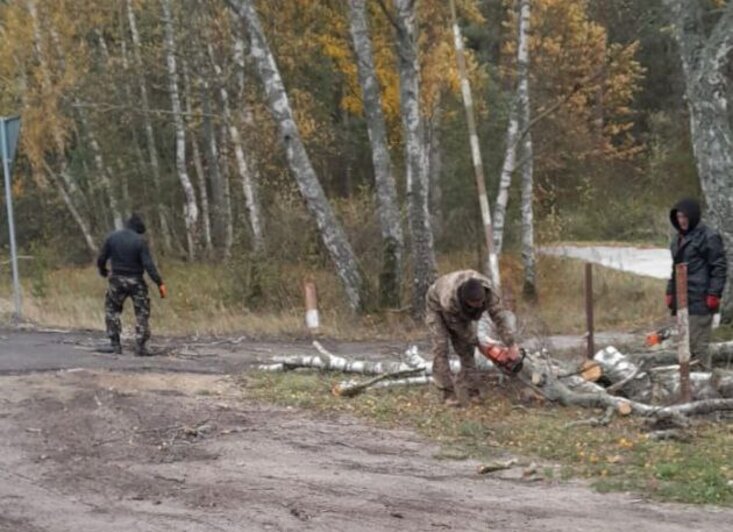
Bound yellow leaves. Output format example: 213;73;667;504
617;437;635;449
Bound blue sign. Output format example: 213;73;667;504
2;115;20;170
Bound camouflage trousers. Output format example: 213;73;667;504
426;309;479;398
105;275;151;346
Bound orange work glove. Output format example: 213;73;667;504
706;295;720;312
159;284;168;299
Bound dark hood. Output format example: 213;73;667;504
670;198;701;234
125;214;146;234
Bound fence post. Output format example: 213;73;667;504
675;263;691;402
585;262;595;359
303;278;320;335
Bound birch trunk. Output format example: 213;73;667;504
664;1;733;322
449;0;498;284
425;108;443;239
209;43;262;254
181;61;213;256
392;0;437;319
228;0;365;311
162;0;199;260
77;106;123;230
347;0;404;307
125;0;172;252
27;0;96;254
516;0;536;298
494;0;530;257
218;121;235;257
199;76;228;254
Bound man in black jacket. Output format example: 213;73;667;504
97;214;167;355
666;198;727;369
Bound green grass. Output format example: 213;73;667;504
244;371;733;505
0;252;668;339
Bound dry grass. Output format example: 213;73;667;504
0;253;666;339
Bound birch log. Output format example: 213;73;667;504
228;0;366;311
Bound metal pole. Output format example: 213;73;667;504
1;117;22;319
675;263;691;402
585;262;594;359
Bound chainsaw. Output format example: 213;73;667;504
478;342;526;374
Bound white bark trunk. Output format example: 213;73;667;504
392;0;437;319
449;0;498;284
162;0;198;260
347;0;404;307
516;0;536;297
209;43;264;254
77;106;123;230
182;61;214;255
218;121;235;257
228;0;365;311
126;0;172;251
27;0;96;254
664;0;733;321
494;0;530;256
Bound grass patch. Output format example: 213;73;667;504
0;252;667;339
245;371;733;505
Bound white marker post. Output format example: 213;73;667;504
1;115;22;320
304;279;320;334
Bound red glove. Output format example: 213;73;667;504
665;294;674;309
159;284;168;299
706;295;720;312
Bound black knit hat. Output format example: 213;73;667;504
459;278;485;304
125;213;146;234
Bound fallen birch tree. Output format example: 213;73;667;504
258;340;733;418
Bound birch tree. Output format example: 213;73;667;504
392;0;437;318
663;0;733;322
493;0;531;257
161;0;199;260
125;0;172;251
208;40;263;253
182;59;214;255
347;0;404;308
25;0;97;253
448;0;499;285
226;0;366;311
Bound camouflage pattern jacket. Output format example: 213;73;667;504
425;270;516;346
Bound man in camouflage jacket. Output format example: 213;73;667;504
426;269;518;406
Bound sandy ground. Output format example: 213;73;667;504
2;329;732;531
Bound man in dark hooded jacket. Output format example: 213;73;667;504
666;198;727;369
97;214;167;355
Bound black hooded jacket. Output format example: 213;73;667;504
666;198;727;315
96;215;163;285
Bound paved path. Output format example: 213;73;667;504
540;245;671;279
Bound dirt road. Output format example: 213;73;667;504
1;328;731;531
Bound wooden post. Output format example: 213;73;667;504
304;279;320;335
585;263;595;359
675;263;692;402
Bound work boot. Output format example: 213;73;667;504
98;336;122;355
441;389;461;408
135;341;152;357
